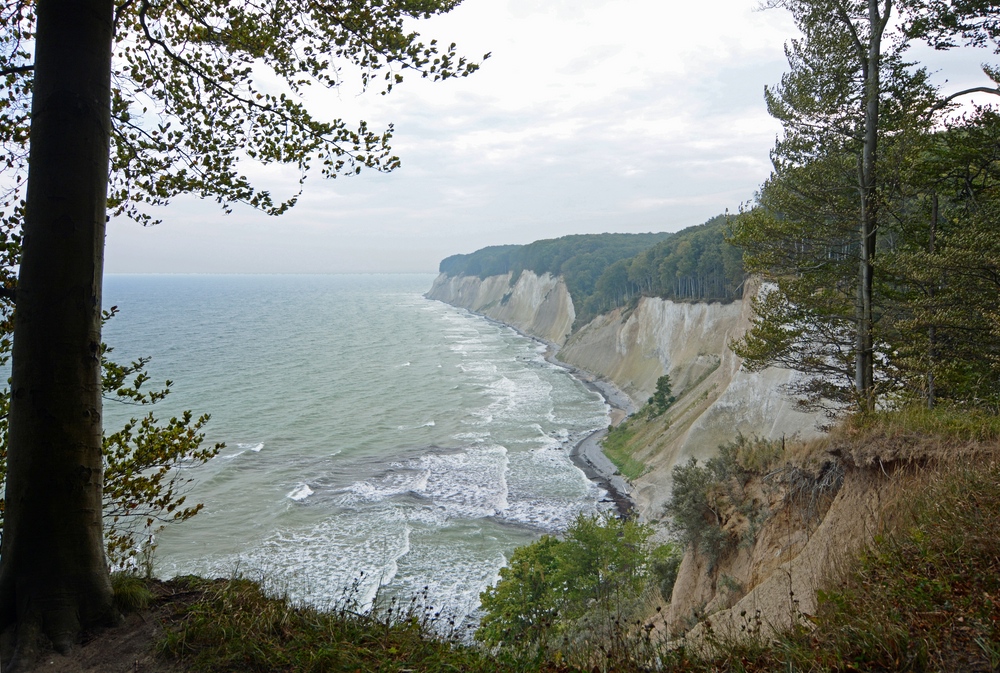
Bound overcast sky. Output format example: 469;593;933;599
103;0;999;274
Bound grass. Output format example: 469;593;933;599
159;576;538;673
601;423;646;480
849;403;1000;442
112;570;154;613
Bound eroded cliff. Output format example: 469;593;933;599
558;286;823;519
427;272;825;519
426;271;575;346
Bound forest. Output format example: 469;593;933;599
441;219;746;325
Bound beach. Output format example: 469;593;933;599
466;311;639;516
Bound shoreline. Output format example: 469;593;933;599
436;302;639;517
548;347;636;518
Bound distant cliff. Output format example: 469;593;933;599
427;272;824;518
426;270;576;346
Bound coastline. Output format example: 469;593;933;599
550;348;636;518
433;301;638;517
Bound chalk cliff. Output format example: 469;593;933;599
428;271;824;519
558;285;823;518
426;271;575;346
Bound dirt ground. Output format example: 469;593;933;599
16;582;193;673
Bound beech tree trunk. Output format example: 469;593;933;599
0;0;118;666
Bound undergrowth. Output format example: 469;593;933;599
159;576;525;673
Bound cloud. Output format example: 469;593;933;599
104;0;996;274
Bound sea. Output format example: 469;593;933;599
101;273;611;630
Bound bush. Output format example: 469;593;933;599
650;543;683;602
477;513;653;651
664;435;784;566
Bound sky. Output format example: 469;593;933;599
103;0;1000;274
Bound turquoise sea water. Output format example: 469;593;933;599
101;274;610;628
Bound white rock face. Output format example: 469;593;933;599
426;271;575;345
560;292;823;516
428;273;825;518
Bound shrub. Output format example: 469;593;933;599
477;513;653;651
650;543;683;602
664;435;784;566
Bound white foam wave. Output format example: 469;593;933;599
342;446;509;519
287;483;314;501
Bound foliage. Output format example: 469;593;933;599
879;108;1000;408
650;543;683;603
646;375;676;418
733;0;1000;414
0;1;485;230
160;576;518;673
474;535;562;650
665;435;785;566
111;571;154;614
0;307;222;567
441;218;746;327
731;0;943;412
577;216;744;321
904;0;1000;51
852;404;1000;442
617;215;744;305
476;513;653;652
440;232;671;325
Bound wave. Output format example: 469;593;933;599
287;483;314;502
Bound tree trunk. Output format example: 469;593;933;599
0;0;117;667
855;0;887;412
927;192;937;408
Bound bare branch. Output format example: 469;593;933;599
0;64;32;77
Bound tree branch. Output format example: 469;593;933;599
0;64;32;77
935;86;1000;109
833;0;866;62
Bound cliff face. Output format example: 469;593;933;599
558;288;823;518
426;271;575;345
426;272;824;518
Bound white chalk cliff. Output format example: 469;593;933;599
426;272;824;518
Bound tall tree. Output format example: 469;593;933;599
733;0;941;410
761;0;931;409
0;0;482;666
735;0;1000;412
0;4;118;663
